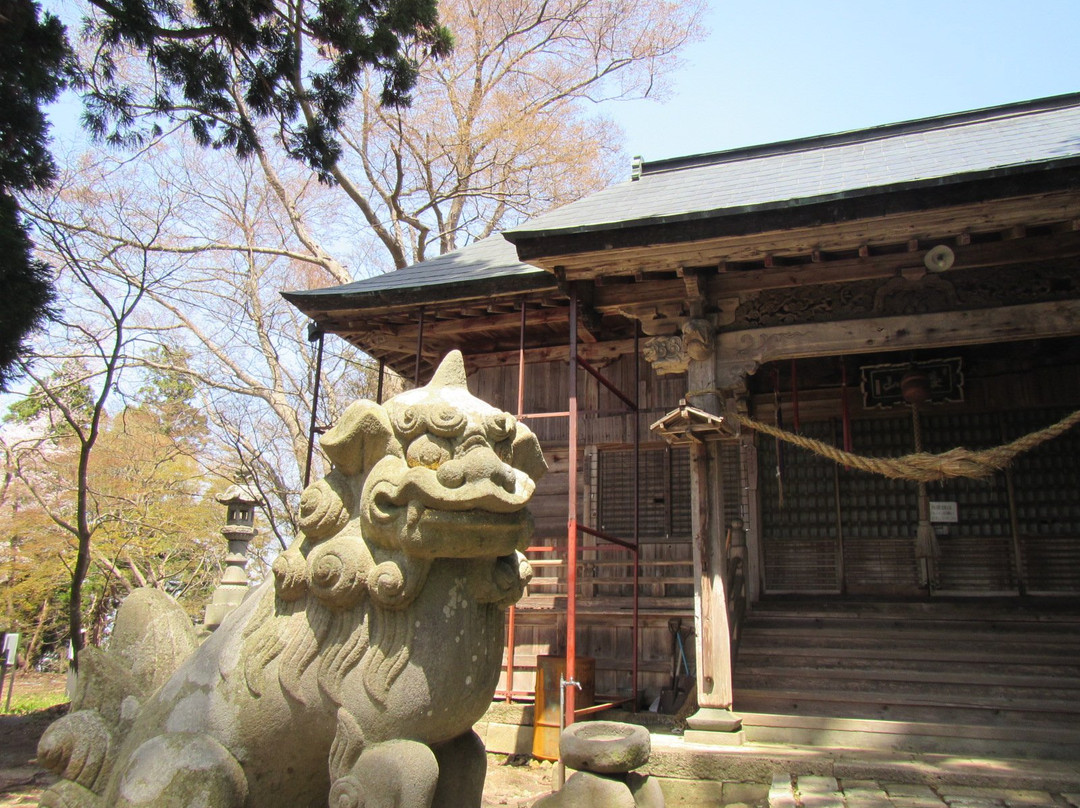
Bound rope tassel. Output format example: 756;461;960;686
773;368;785;507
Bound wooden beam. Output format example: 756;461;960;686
576;323;598;344
300;287;562;323
707;230;1080;296
574;284;602;344
569;230;1080;324
524;192;1080;278
714;299;1080;368
465;339;637;369
682;267;709;318
591;278;687;312
378;305;569;339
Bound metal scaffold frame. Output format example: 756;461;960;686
497;283;642;731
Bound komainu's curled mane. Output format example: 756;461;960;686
37;351;545;808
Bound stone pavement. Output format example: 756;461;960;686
0;766;51;807
770;774;1080;808
0;779;47;808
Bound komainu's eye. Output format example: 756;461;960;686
427;405;466;438
393;406;424;440
485;412;517;443
407;434;453;469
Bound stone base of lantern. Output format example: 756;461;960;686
204;584;248;632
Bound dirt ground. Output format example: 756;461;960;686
0;673;552;807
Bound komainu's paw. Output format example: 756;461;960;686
332;739;439;808
110;733;247;808
38;779;104;808
37;709;113;790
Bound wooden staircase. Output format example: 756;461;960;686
732;599;1080;760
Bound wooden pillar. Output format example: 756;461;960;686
683;359;744;743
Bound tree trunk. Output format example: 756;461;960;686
22;598;51;672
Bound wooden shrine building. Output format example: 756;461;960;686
285;94;1080;757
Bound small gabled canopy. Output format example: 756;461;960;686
281;236;574;379
651;402;735;445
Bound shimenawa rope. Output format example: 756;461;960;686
684;389;1080;483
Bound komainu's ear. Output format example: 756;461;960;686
511;424;547;483
321;400;394;476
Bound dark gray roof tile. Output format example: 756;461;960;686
288;95;1080;305
508;95;1080;238
284;235;545;300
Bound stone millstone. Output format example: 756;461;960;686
559;721;651;774
534;772;637;808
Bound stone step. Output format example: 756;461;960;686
733;668;1080;702
740;624;1080;651
645;733;1080;793
732;689;1079;728
766;774;1080;808
741;712;1080;760
736;647;1080;676
746;599;1080;621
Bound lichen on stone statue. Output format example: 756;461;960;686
36;351;546;808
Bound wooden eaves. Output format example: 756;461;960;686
503;93;1080;280
281;236;642;380
285;93;1080;379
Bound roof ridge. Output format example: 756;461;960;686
639;92;1080;178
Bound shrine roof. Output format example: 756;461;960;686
505;93;1080;249
282;234;551;308
286;93;1080;310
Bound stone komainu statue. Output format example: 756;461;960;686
37;351;546;808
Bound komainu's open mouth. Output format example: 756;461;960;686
364;459;535;556
374;454;534;512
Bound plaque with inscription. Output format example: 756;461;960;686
861;357;963;409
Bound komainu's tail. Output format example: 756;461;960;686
37;588;198;800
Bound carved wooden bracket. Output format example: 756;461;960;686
642;335;689;374
642;318;715;374
715;361;757;393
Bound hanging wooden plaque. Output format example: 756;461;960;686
860;357;964;409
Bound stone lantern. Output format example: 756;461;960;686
203;481;260;631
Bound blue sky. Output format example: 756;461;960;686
45;1;1079;166
601;0;1080;163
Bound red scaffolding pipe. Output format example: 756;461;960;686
578;524;637;550
565;283;580;727
505;302;528;702
632;326;640;701
562;285;643;728
496;289;643;720
414;309;425;386
576;354;637;410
